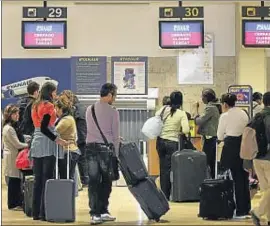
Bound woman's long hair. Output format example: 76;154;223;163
33;82;57;110
202;88;222;114
170;91;183;116
3;104;19;126
55;94;73;115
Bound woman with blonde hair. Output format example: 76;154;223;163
55;94;81;181
2;104;29;210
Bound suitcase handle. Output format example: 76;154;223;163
55;144;70;180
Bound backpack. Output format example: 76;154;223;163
240;113;268;160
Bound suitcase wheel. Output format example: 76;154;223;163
155;218;160;222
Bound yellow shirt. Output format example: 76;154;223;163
155;107;190;142
55;115;78;151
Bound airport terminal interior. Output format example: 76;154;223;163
1;0;270;225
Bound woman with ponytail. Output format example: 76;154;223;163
195;88;220;179
155;91;190;200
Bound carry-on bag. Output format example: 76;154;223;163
45;145;76;222
129;177;169;222
119;142;148;186
198;142;235;220
171;149;208;202
24;175;34;217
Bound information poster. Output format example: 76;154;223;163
111;57;148;95
71;56;107;95
177;33;213;84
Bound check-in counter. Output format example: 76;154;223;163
147;119;202;177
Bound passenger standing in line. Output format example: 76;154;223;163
195;89;220;179
85;83;120;225
54;95;81;182
2;104;29;211
217;93;251;219
30;82;67;221
60;90;88;186
250;92;270;226
253;92;264;117
156;91;190;200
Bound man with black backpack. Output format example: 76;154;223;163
250;92;270;226
17;81;40;136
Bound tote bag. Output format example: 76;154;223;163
141;107;169;139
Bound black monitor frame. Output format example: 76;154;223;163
158;20;204;49
242;19;270;48
21;20;67;49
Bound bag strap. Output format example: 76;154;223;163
91;105;109;146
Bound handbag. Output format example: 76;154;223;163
141;106;170;139
15;148;33;170
91;105;120;181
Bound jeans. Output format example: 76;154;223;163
202;137;217;179
86;143;112;216
156;137;178;200
7;177;23;209
77;145;89;185
32;156;56;219
59;152;80;180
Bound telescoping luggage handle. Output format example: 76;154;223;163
215;141;232;180
55;144;70;180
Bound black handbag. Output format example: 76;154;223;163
91;105;120;181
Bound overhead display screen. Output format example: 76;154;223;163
159;20;204;49
22;21;67;49
242;20;270;48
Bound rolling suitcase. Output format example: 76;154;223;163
24;175;34;217
129;177;169;222
198;142;235;220
45;145;75;222
119;142;148;186
171;149;208;202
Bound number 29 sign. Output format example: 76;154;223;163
22;7;67;19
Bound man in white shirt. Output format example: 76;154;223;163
217;93;251;219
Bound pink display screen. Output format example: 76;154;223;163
159;21;204;49
22;21;66;49
243;20;270;48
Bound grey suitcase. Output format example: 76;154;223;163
45;145;75;222
171;149;208;202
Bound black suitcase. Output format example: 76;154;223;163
198;142;236;220
24;175;34;217
119;142;148;186
129;178;169;221
171;149;208;202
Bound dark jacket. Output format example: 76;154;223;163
74;101;87;149
17;96;35;136
195;102;220;137
256;107;270;161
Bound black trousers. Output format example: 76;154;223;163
156;137;178;200
32;156;56;219
77;145;89;185
59;152;80;180
202;137;217;179
8;177;23;209
230;165;251;216
86;144;112;216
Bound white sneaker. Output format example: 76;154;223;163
101;213;116;222
233;215;247;220
91;216;102;225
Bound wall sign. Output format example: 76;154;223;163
22;7;67;19
159;20;204;49
111;57;148;95
228;85;253;117
21;21;67;49
242;20;270;48
159;6;204;19
71;56;107;95
242;6;270;18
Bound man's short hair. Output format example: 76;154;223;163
263;92;270;107
27;82;40;95
100;83;117;97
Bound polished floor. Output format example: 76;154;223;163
1;181;266;226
